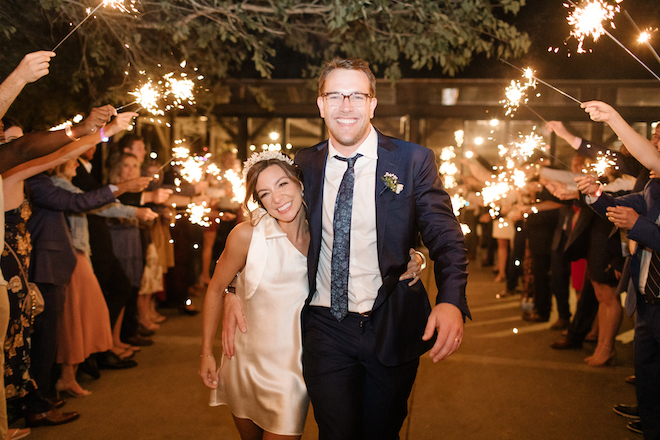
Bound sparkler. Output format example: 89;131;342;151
582;150;618;176
623;10;660;66
501;67;537;117
126;80;164;116
565;0;660;81
499;59;583;105
510;132;546;161
223;169;246;204
119;70;198;115
186;202;212;227
163;73;196;111
52;0;138;52
439;146;459;189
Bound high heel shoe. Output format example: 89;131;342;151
585;351;617;367
55;381;92;398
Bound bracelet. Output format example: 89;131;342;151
222;286;236;297
413;250;427;270
64;124;80;141
200;354;213;358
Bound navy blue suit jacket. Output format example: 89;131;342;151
295;130;469;366
26;173;117;286
590;179;660;308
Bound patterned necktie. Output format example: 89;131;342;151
330;154;362;321
645;250;660;300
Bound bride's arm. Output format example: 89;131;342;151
199;222;251;389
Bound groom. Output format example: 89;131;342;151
295;58;469;440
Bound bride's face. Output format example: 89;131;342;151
255;164;304;223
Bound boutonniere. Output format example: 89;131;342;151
382;172;403;194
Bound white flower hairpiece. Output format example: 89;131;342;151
243;150;295;179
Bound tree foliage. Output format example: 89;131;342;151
0;0;529;127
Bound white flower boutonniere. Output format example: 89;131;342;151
382;172;403;194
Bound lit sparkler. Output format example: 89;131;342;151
49;114;84;131
510;132;546;161
566;0;621;54
126;80;163;116
52;0;138;51
501;67;537;117
186;201;212;227
163;72;196;111
500;59;583;105
582;150;618;176
623;10;660;66
439;146;459;189
223;169;246;204
565;1;660;81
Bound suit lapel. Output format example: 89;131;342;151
305;142;329;296
375;131;399;274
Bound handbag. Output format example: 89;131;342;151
4;240;44;324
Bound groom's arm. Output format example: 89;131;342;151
414;148;469;317
413;147;469;362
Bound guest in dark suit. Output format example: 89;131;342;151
295;58;469;440
578;100;660;439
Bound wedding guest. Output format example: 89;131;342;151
1;109;136;427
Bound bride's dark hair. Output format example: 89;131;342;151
243;158;304;225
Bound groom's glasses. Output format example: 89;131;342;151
321;92;372;107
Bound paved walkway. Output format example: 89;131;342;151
20;257;639;440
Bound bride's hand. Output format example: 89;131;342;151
199;355;218;389
222;292;247;359
400;248;425;286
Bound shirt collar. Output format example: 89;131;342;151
328;125;378;162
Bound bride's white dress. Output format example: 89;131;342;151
210;214;310;435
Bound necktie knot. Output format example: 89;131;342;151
335;154;362;169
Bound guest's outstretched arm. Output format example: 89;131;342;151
0;51;54;119
0;105;116;174
582;101;660;174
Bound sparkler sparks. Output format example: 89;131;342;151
128;81;163;116
223;169;246;204
163;72;197;111
501;69;537;117
566;0;621;54
186;202;212;227
510;132;546;161
583;150;618;176
102;0;139;14
439;147;459;189
500;59;583;105
564;2;660;81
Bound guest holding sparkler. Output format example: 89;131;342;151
1;107;136;429
578;100;660;439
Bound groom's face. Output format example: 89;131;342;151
317;68;377;154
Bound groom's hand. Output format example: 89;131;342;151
222;292;247;358
423;303;463;363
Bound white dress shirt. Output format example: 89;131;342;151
310;126;382;314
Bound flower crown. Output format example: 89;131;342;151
242;150;295;179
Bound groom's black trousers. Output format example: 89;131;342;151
302;306;419;440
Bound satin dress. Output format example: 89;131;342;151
210;214;310;435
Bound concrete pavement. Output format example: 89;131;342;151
19;258;639;440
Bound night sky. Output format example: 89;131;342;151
450;0;660;81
